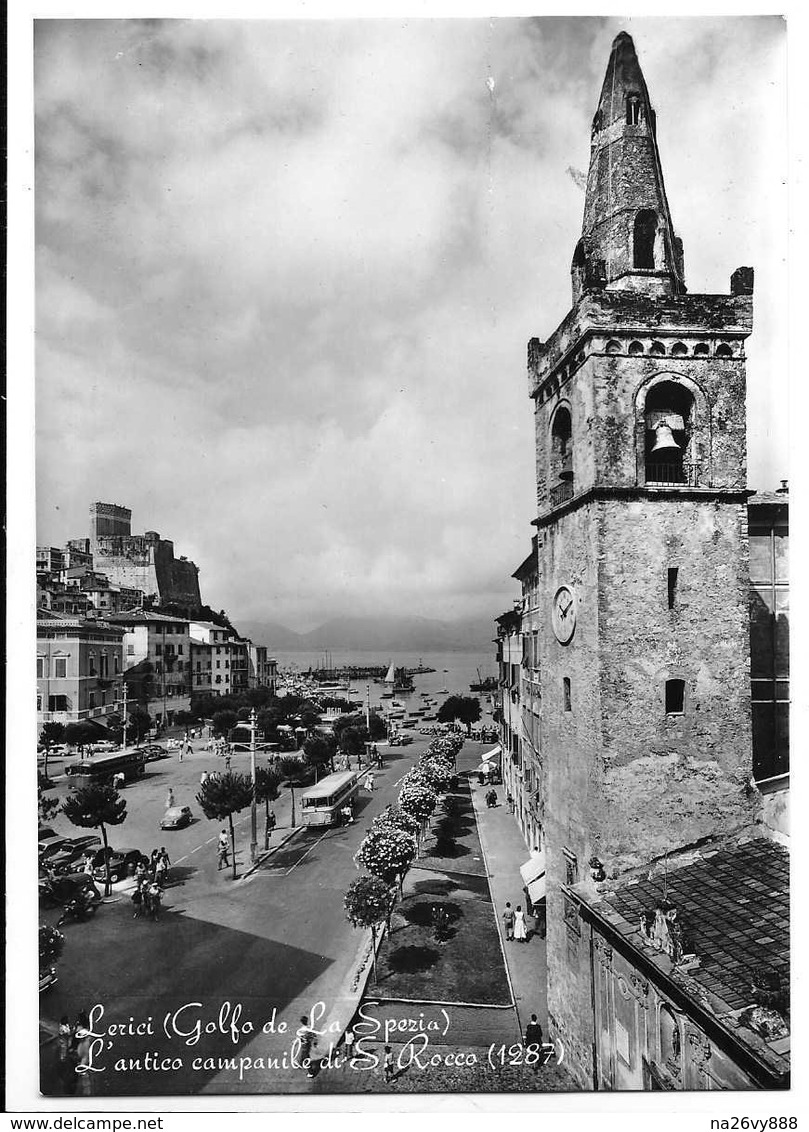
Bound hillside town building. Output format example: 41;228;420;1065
495;32;789;1091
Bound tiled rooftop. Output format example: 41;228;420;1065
587;836;789;1028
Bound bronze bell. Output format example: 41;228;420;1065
650;422;681;453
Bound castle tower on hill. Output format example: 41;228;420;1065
529;33;759;1084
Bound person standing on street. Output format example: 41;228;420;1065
166;787;175;810
502;902;515;942
513;904;527;942
383;1045;395;1084
200;770;208;787
523;1014;543;1048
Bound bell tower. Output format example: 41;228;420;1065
528;33;759;1086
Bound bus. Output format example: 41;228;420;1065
299;770;360;827
65;750;147;789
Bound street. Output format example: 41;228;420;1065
40;735;434;1096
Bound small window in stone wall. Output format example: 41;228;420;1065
563;677;572;712
671;342;687;357
668;567;679;609
606;340;621;354
716;343;733;358
626;93;641;125
693;343;709;356
649;341;666;357
563;848;579;886
628;340;644;355
665;678;685;715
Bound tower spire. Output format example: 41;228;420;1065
572;32;685;302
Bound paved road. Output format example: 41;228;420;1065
40;738;430;1097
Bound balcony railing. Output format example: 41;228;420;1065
549;480;575;508
645;462;701;486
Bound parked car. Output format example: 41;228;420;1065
160;805;193;830
38;835;71;860
135;744;169;762
47;835;102;872
91;847;149;884
39;967;58;993
40;871;102;908
38;826;57;841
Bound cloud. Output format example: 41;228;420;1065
35;17;787;629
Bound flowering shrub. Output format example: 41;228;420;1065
355;826;417;885
371;804;421;839
39;924;64;971
416;755;454;792
344;874;394;929
398;779;437;824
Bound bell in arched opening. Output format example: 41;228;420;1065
649;411;684;454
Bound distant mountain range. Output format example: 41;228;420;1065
236;614;496;654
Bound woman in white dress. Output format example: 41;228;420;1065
513;905;528;942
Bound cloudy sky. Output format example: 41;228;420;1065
34;15;787;630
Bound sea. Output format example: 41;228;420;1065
271;649;498;718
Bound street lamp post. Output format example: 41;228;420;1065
249;707;258;863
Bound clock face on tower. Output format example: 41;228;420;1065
552;586;577;644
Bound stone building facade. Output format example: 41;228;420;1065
107;611;192;726
37;611;124;729
520;32;782;1088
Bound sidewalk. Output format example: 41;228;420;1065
463;752;548;1040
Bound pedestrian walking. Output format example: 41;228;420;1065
267;809;277;834
131;884;144;918
513;905;527;942
147;881;162;921
502;901;515;942
155;856;168;888
134;860;147;886
166;788;175;810
113;772;125;791
200;771;208;786
523;1013;543;1048
225;754;232;771
383;1044;395;1084
365;772;375;792
178;741;184;763
217;831;229;871
507;792;514;813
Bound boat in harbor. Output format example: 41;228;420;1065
469;668;498;693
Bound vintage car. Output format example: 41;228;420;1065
91;847;149;884
160;805;193;830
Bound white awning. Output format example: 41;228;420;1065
483;745;502;762
519;851;546;902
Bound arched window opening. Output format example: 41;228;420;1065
550;407;574;506
628;340;644;356
606;340;621;355
716;343;733;358
665;679;685;715
693;343;709;357
644;380;694;485
634;210;658;269
671;342;687;357
649;341;666;357
626;93;642;125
